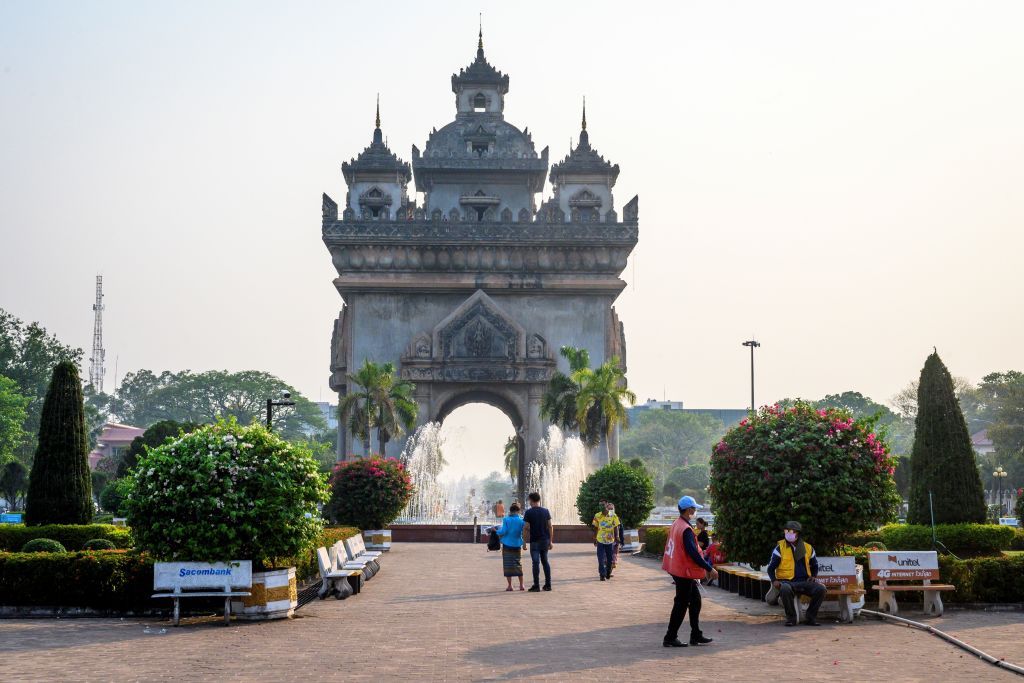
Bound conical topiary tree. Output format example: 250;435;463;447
907;351;986;524
25;361;93;525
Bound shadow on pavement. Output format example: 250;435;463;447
464;617;802;679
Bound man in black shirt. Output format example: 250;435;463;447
523;491;553;592
695;517;711;551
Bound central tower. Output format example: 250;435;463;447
324;32;638;496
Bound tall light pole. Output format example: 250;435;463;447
742;339;761;412
993;466;1008;516
266;391;296;432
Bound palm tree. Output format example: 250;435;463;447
503;435;519;486
540;346;591;433
338;359;386;456
573;357;636;460
373;363;418;455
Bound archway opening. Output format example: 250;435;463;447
437;403;518;522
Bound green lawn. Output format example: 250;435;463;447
1002;550;1023;557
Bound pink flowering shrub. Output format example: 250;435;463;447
709;402;901;564
327;456;413;530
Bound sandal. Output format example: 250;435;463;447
506;587;513;592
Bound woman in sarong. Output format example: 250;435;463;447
494;502;526;591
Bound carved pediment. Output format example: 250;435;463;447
433;290;524;361
568;188;602;208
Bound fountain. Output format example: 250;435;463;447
526;426;588;525
398;422;454;523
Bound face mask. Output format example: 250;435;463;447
607;508;614;514
784;531;797;543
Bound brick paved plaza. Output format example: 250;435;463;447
2;544;1021;682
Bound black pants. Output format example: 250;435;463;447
780;580;827;622
530;542;551;587
665;576;702;643
596;543;615;578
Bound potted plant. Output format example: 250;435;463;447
126;419;327;620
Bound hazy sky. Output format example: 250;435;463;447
2;2;1022;478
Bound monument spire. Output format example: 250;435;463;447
372;94;383;144
477;14;484;58
581;96;587;131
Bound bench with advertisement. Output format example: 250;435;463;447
815;556;865;623
758;556;863;623
868;550;954;616
152;561;252;626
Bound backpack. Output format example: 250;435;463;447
487;528;501;551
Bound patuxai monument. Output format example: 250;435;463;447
323;30;638;491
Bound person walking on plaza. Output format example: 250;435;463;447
662;495;717;648
523;491;553;592
766;521;826;626
592;500;620;580
494;502;526;591
494;499;505;519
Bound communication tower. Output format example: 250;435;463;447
89;275;105;392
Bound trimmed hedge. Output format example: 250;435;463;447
0;524;132;552
879;523;1014;557
83;538;116;550
0;550;156;610
644;527;668;556
21;538;66;553
939;555;1024;603
845;529;884;546
1011;528;1024;551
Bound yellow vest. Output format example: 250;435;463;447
775;540;813;580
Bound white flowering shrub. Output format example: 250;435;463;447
126;420;328;567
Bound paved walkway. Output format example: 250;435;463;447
2;544;1022;681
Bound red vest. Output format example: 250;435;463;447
661;517;707;579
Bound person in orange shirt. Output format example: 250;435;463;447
661;496;718;648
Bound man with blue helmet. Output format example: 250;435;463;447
661;495;718;648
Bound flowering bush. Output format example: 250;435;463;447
709;402;900;565
126;420;328;568
327;456;413;530
1016;488;1023;521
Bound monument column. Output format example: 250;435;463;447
522;384;546;501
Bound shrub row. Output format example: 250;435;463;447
1011;528;1024;551
643;527;667;556
0;524;132;552
878;523;1014;557
0;550;156;610
939;555;1024;603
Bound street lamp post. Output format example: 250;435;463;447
741;339;761;412
993;466;1008;516
266;391;296;432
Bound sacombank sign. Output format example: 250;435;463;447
179;567;234;578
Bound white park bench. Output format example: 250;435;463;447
868;550;955;616
764;556;863;623
344;533;383;563
330;542;374;582
152;561;252;626
315;547;357;599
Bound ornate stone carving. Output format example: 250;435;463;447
527;333;546;359
410;333;432;359
622;195;639;222
322;193;338;221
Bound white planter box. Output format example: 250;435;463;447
365;530;392;551
231;567;297;620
